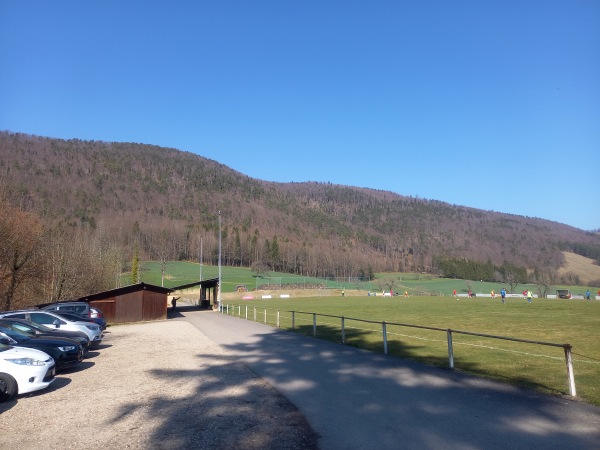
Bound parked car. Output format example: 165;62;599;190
89;307;105;320
0;311;103;348
0;323;84;371
52;311;107;331
42;302;91;318
0;340;55;402
0;318;90;351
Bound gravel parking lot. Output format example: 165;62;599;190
0;320;319;449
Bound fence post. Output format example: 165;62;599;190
292;311;295;330
264;308;267;324
447;329;454;369
277;310;280;328
245;305;248;320
564;344;577;397
341;316;345;344
226;304;229;315
382;321;388;355
238;305;241;317
253;306;256;322
313;313;317;336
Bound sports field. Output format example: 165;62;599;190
132;261;600;405
222;295;600;407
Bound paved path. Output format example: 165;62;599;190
176;310;600;450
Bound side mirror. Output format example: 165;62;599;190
0;337;11;345
53;319;61;328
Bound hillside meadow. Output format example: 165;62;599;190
134;261;598;298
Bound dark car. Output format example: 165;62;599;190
0;323;84;371
0;318;90;351
52;311;107;331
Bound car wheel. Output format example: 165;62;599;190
0;372;18;402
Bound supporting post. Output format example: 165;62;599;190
341;316;345;344
382;321;388;355
313;313;317;336
226;304;229;315
564;344;577;397
245;305;248;320
277;310;280;328
264;308;267;324
292;311;295;330
253;306;256;322
447;329;454;369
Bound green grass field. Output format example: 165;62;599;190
129;261;600;406
223;296;600;406
129;262;598;297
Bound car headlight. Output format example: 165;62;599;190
85;325;99;330
6;357;47;366
58;346;76;351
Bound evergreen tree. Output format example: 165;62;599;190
131;245;139;284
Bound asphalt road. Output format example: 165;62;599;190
176;309;600;450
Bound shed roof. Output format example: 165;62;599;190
171;278;219;291
78;282;173;302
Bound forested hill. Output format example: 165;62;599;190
2;131;599;283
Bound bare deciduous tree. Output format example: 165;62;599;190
0;199;44;310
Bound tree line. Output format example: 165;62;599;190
0;191;121;311
2;131;600;291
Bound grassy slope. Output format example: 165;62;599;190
131;262;598;296
559;251;600;285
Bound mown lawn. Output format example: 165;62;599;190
223;295;600;406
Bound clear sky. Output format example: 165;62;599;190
1;1;599;231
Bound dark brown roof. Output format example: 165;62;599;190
77;282;173;302
171;278;219;291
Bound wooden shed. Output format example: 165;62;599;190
78;282;173;324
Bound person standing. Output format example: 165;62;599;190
526;290;533;303
404;290;409;298
501;288;506;304
585;290;591;300
491;290;495;299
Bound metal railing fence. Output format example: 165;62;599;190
221;304;577;397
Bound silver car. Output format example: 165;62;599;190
0;310;103;348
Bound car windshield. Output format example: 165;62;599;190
0;326;31;342
24;321;53;332
7;322;38;335
56;312;85;321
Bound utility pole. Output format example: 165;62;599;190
218;211;222;310
199;236;203;281
199;235;203;307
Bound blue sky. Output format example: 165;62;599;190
1;1;599;230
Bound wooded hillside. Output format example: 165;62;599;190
2;131;599;286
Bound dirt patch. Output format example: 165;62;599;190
0;321;319;449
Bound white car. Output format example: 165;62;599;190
0;311;103;348
0;341;56;402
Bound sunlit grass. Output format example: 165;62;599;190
224;296;600;406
